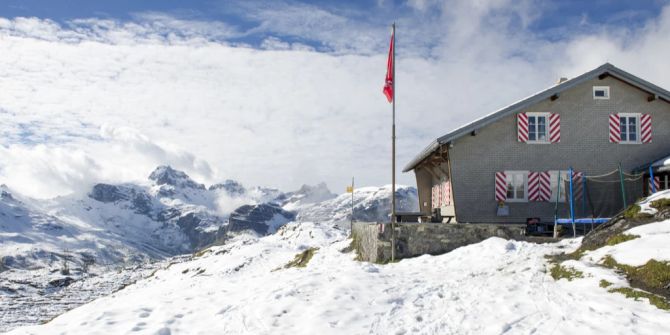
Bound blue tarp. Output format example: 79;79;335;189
555;218;610;225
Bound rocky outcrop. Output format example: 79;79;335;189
176;213;216;250
89;184;131;203
223;204;295;236
209;180;246;197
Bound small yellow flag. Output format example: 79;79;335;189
346;186;354;193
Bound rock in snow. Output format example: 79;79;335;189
224;204;296;235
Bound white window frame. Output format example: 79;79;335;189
505;171;528;202
526;112;550;144
593;86;610;100
619;113;641;144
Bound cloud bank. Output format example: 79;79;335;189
1;0;670;198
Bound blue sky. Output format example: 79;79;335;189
2;0;670;197
1;0;666;52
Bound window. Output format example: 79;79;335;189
619;113;640;143
505;171;528;202
593;86;610;99
527;113;549;143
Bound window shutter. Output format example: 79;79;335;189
495;172;507;201
517;113;528;142
528;172;539;201
539;172;551;201
609;114;620;143
641;114;652;143
441;181;452;206
530;172;551;201
549;113;560;143
649;176;660;195
431;184;439;209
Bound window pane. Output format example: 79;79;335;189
620;116;627;141
538;117;546;141
514;174;524;199
629;117;637;141
506;183;514;199
595;90;605;97
528;117;536;141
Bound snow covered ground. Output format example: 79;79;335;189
0;260;172;333
7;219;670;335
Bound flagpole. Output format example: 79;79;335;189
390;22;396;262
351;176;354;233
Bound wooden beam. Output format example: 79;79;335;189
598;73;609;80
648;94;658;102
550;93;559;101
470;129;477;136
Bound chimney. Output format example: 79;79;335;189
557;77;568;84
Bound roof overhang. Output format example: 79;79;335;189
403;63;670;173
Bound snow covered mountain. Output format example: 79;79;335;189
296;185;418;225
0;167;415;271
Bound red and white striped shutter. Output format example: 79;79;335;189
495;172;507;201
441;181;451;206
649;176;660;195
641;114;652;143
528;172;540;201
431;185;438;209
549;113;560;143
609;114;620;143
517;113;528;142
539;171;551;201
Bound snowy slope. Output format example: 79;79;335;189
9;219;670;335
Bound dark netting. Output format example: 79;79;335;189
576;170;644;218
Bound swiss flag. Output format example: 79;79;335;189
382;30;394;103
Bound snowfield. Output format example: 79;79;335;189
8;220;670;335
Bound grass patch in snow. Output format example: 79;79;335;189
281;247;318;269
622;205;653;219
599;279;613;288
194;248;212;258
602;255;670;299
608;287;670;311
650;198;670;210
605;234;640;246
550;263;584;281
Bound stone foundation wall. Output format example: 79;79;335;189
352;222;527;263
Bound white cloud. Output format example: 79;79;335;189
1;1;670;199
0;126;214;199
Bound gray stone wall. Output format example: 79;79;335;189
448;76;670;223
352;222;526;263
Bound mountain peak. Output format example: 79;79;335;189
209;179;246;196
148;165;205;190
